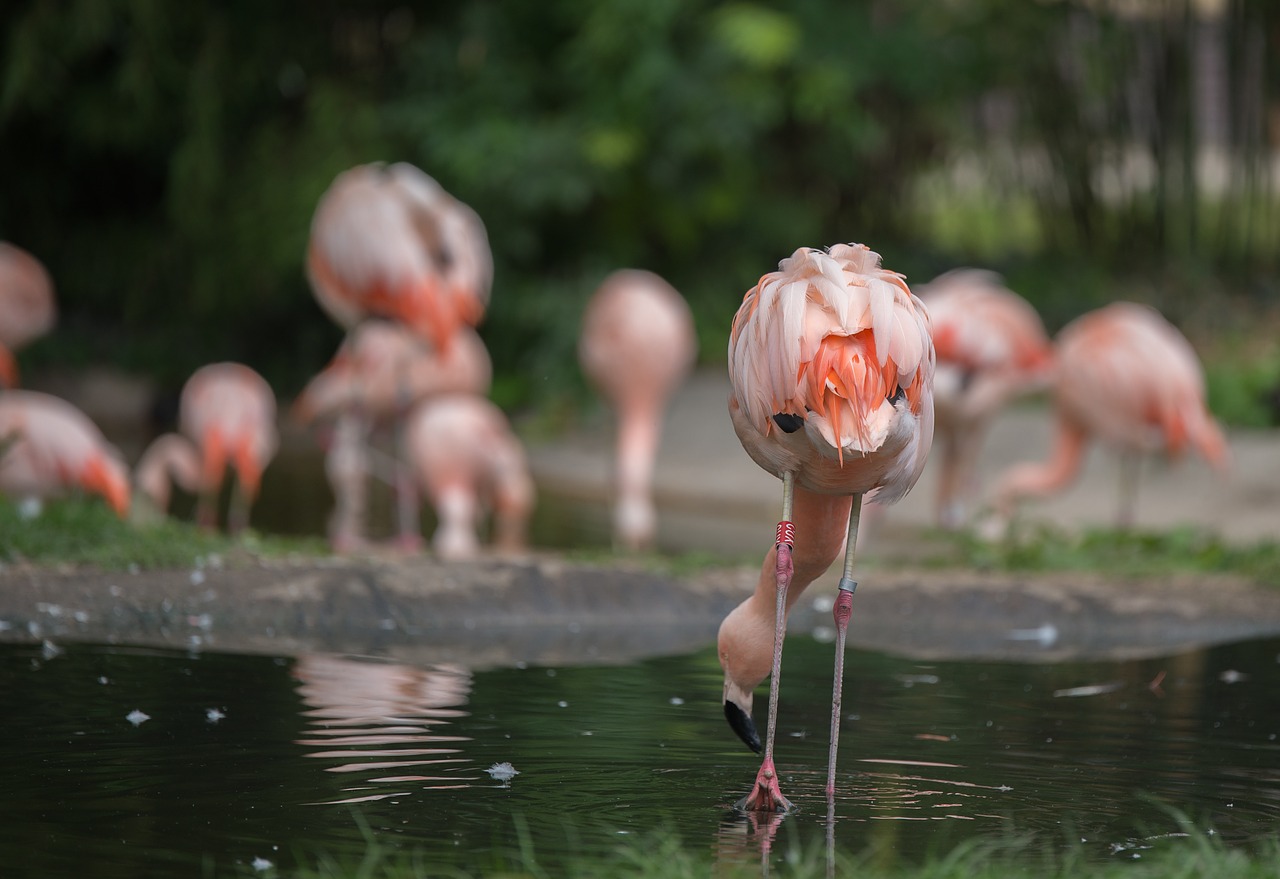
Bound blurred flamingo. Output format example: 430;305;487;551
0;390;130;517
0;242;57;389
578;269;697;551
404;394;535;561
294;320;493;551
133;432;202;521
917;269;1053;529
178;362;279;533
719;243;934;811
991;301;1228;527
306;162;492;353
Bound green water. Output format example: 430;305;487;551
2;635;1278;877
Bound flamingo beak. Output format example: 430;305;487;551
724;680;762;754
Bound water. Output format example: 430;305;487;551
3;635;1279;877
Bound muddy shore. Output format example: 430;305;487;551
4;552;1280;667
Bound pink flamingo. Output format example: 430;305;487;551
719;243;934;811
0;242;57;389
134;432;202;521
917;269;1053;529
992;301;1228;527
306;162;492;353
404;394;535;561
294;320;493;551
177;362;279;533
0;390;130;517
578;269;697;551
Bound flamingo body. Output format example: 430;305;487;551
993;301;1227;523
726;244;934;501
0;390;130;517
178;362;279;530
0;243;57;388
404;394;535;561
294;321;491;426
918;269;1053;527
306;163;491;351
579;269;697;550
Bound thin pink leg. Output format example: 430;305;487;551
826;494;863;799
740;472;796;813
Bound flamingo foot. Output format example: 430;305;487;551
736;756;794;813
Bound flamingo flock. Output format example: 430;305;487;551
0;161;1238;811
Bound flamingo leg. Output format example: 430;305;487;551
391;369;424;552
1116;451;1141;529
826;492;863;799
739;471;796;813
227;481;249;535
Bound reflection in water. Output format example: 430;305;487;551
291;654;475;803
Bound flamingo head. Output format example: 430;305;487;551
82;452;131;518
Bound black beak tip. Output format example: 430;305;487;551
724;700;762;754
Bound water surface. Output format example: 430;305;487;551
3;634;1278;877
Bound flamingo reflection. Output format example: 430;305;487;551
291;653;476;803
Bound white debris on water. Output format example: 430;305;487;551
486;762;519;783
206;708;226;723
190;568;206;586
1054;681;1124;698
41;640;63;660
18;497;42;520
1219;669;1248;684
1006;623;1058;647
669;697;685;706
251;856;274;872
126;710;151;726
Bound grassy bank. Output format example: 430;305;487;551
241;824;1279;879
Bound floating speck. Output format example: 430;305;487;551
251;856;274;872
126;710;151;727
98;676;109;685
669;697;684;706
41;640;63;660
190;569;206;586
1006;623;1058;647
486;762;519;782
206;708;226;723
1219;669;1248;684
557;700;568;708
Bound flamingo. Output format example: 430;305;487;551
403;394;535;561
177;362;279;533
578;269;697;551
306;162;492;353
293;320;493;551
917;269;1053;529
991;301;1228;527
0;390;130;517
0;242;57;389
133;432;202;521
719;243;934;811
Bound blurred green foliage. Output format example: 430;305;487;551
1;1;1277;421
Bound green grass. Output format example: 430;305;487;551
0;496;328;570
236;824;1280;879
895;523;1280;586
